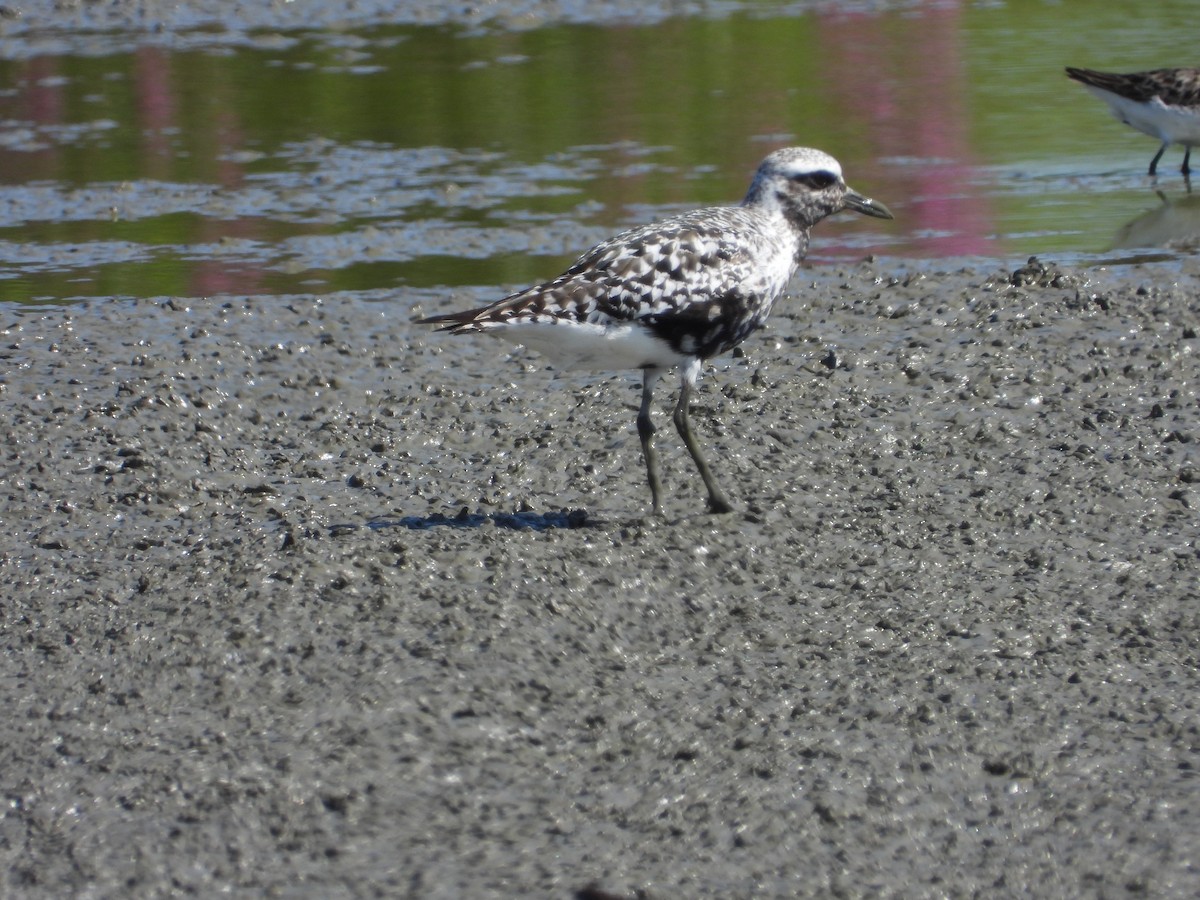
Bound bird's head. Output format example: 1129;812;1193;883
744;147;893;227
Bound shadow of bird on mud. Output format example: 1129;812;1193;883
329;506;594;534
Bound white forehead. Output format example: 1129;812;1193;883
761;147;843;179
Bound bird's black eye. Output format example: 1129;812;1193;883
792;170;838;189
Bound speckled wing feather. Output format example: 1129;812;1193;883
1067;67;1200;107
424;206;802;358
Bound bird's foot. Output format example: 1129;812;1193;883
706;495;735;515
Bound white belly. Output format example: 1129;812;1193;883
1089;86;1200;145
485;319;689;371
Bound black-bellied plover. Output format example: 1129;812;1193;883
1066;66;1200;176
421;147;893;515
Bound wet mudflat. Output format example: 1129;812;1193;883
2;255;1198;897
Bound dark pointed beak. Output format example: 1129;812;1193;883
843;188;894;220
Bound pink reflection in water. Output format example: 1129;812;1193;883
6;56;65;182
591;3;995;260
816;1;994;257
131;47;268;296
133;47;175;174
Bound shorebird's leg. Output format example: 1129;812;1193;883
1149;142;1168;176
1182;147;1192;176
673;359;733;514
637;368;664;516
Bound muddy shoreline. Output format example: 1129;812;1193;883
2;253;1198;897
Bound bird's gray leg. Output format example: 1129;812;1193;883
637;369;664;517
1183;147;1192;176
673;359;734;514
1150;142;1168;176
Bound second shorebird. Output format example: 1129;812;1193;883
421;147;893;516
1066;66;1200;176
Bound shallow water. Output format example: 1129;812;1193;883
1;0;1198;305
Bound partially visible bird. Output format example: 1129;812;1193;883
1066;66;1200;176
420;147;893;516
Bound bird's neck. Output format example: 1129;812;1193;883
741;185;817;235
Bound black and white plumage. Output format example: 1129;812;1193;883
1066;66;1200;176
421;147;893;515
